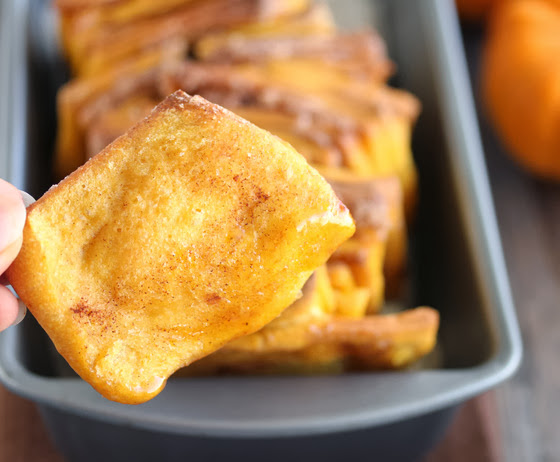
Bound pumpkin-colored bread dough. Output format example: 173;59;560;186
193;1;336;61
58;0;309;77
328;175;406;312
7;91;354;404
49;0;439;377
181;268;439;376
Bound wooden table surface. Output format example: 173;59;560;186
0;21;554;462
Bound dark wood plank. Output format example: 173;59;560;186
425;393;502;462
0;386;62;462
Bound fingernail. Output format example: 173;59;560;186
19;190;35;208
12;299;27;326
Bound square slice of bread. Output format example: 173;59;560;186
8;90;354;404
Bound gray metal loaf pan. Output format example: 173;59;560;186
0;0;521;461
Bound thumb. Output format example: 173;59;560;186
0;179;27;275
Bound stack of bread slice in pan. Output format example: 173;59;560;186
54;0;439;374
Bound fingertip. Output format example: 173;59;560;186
0;285;20;331
0;235;22;277
0;179;26;252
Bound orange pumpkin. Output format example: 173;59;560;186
482;0;560;180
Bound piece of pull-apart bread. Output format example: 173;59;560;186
7;90;355;404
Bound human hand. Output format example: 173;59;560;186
0;179;28;331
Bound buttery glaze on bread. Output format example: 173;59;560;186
7;90;354;404
185;306;440;375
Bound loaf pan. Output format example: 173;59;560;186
0;0;522;461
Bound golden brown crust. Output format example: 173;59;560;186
326;175;405;312
196;31;393;82
328;177;394;237
158;61;420;178
64;0;309;75
183;307;439;375
85;95;157;158
316;308;439;369
55;48;183;178
50;0;434;382
194;1;336;61
9;90;354;403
